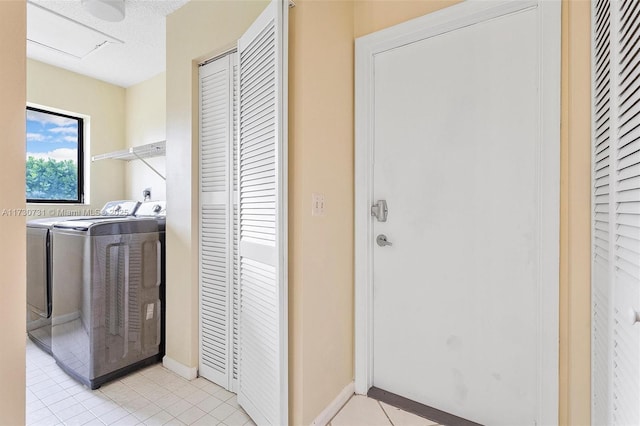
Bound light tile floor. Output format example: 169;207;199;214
330;395;443;426
26;337;255;426
27;337;441;426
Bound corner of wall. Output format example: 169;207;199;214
163;355;198;380
560;0;592;424
0;1;27;424
124;73;167;202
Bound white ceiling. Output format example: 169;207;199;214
27;0;190;88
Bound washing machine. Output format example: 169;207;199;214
26;200;140;354
50;216;162;389
134;201;166;356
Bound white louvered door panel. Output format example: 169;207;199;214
199;53;237;389
612;1;640;424
237;0;288;424
231;57;240;392
593;0;640;424
592;0;612;424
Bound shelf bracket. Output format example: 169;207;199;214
132;151;166;181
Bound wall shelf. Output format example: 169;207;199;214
92;140;165;162
92;140;166;180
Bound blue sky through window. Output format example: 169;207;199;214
26;109;78;162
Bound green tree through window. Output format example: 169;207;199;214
26;107;83;203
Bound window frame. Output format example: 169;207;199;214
26;106;85;204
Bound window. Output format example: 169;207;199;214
26;106;84;203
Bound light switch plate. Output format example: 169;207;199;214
312;193;325;216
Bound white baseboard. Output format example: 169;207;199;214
311;381;355;426
162;355;198;380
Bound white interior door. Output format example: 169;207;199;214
198;52;238;390
356;2;560;425
236;0;288;424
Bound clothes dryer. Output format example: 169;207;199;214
51;217;162;389
134;201;166;355
26;200;140;354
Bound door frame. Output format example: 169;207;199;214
354;1;561;424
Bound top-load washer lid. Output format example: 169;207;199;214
134;201;166;218
26;200;140;229
100;200;140;216
53;217;159;236
26;217;67;229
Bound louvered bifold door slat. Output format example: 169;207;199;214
237;1;288;425
592;0;613;424
199;56;232;387
612;1;640;424
232;57;240;392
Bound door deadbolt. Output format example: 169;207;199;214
371;200;388;222
376;234;392;247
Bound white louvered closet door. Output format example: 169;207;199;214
592;1;640;424
237;0;288;424
199;52;238;390
612;0;640;423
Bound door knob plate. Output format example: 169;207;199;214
376;234;392;247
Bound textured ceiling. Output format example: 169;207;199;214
28;0;190;88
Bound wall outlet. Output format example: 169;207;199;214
312;193;325;216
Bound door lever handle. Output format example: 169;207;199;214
371;200;388;222
376;234;393;247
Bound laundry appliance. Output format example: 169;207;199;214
134;201;166;355
50;215;162;389
26;200;140;354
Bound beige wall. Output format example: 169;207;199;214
560;1;591;424
27;59;126;214
354;0;461;37
165;0;268;371
0;1;26;424
125;72;167;202
288;1;355;424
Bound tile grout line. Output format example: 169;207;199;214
377;400;395;426
325;393;355;426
